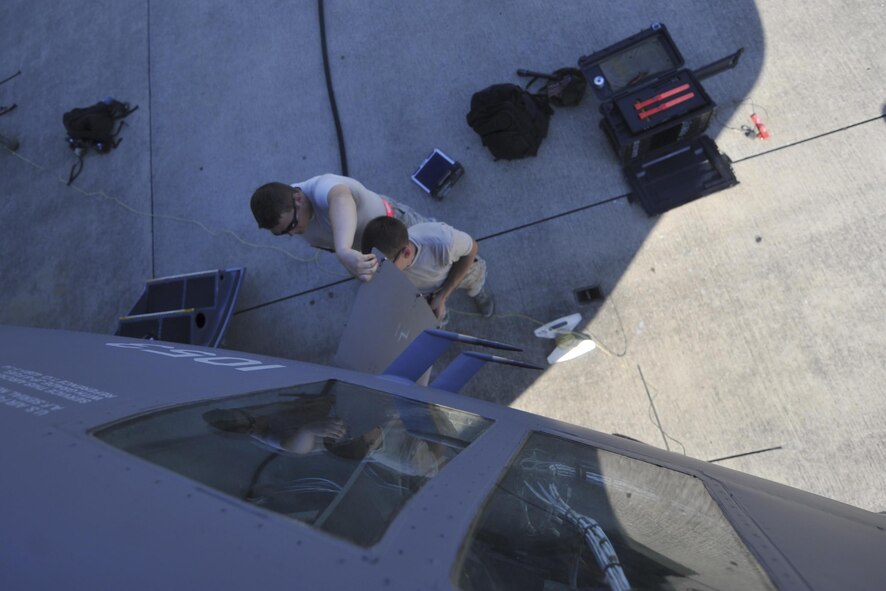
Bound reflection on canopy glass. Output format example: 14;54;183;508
94;380;492;547
455;432;774;590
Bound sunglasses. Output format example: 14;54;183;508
273;196;299;236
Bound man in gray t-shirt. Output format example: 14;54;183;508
250;174;427;281
361;217;494;321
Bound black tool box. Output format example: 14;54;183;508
578;23;742;216
602;68;714;162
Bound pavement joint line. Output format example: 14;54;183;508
233;193;630;315
233;112;884;314
234;278;354;316
731;114;885;165
234;115;886;314
478;193;630;242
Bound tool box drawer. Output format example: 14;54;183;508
624;135;737;216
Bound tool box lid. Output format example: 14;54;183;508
624;135;738;216
578;23;684;103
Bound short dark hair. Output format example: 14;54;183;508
361;216;409;258
250;182;294;229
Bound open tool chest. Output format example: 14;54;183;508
579;23;743;215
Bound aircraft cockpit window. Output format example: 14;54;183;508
455;432;775;590
93;380;492;547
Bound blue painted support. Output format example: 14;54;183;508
382;329;522;383
430;352;544;393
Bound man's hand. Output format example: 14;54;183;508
308;418;347;440
281;418;346;454
429;293;448;320
338;248;379;282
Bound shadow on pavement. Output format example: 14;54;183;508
229;4;766;408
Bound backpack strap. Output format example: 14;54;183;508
67;150;85;185
111;120;128;145
517;68;586;107
119;103;139;118
108;100;138;119
517;69;556;98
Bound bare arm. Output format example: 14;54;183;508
327;184;379;281
279;418;346;454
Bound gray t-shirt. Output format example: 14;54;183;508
403;222;474;295
293;174;391;251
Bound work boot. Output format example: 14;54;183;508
472;290;495;318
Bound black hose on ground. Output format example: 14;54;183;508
318;0;349;177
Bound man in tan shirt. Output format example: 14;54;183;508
361;216;494;321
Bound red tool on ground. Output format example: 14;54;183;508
750;113;770;139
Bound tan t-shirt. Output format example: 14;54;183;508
403;222;474;295
293;174;390;251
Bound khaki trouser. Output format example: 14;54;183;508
426;256;486;300
388;197;433;227
457;255;487;298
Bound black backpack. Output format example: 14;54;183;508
466;83;553;160
63;98;138;183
